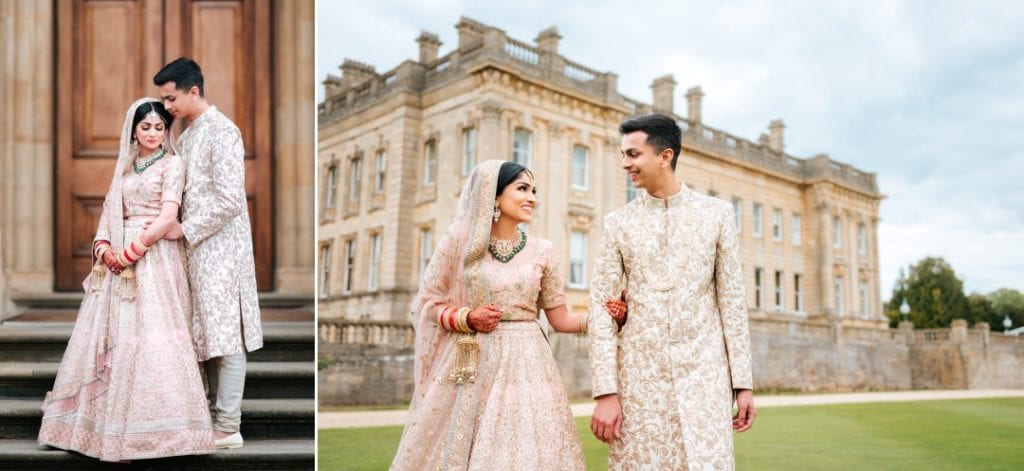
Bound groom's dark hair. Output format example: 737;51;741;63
153;57;205;97
619;114;682;170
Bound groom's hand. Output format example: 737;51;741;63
591;393;622;443
733;389;756;432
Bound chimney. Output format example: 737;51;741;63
416;31;442;64
768;119;785;152
323;74;343;98
685;86;704;123
650;75;676;114
339;59;377;88
456;16;486;49
535;27;561;53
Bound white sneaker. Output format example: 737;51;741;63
215;432;244;449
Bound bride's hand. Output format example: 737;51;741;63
102;251;123;274
466;304;503;333
605;289;628;327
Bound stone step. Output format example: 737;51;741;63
9;294;314;313
0;322;314;363
0;361;314;399
0;398;314;441
0;438;314;470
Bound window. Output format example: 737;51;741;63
343;238;356;293
794;274;804;313
859;280;869;318
732;198;742;233
792;214;801;245
858;223;867;254
754;267;764;309
752;203;763;238
348;157;362;202
569;231;587;288
318;243;332;298
772;208;783;241
833;216;843;248
774;270;783;311
512;128;532;167
834;275;845;316
368;233;381;291
572;145;589;190
626;174;638;202
419;227;433;281
423;140;437;185
325;165;338;209
462;128;476;176
374;150;386;193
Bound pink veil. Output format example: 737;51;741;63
393;159;503;468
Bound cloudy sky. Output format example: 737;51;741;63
318;0;1024;298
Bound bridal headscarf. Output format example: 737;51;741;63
394;159;503;468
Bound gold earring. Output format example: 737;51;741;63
493;201;501;223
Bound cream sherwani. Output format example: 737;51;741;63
588;185;752;471
177;106;263;359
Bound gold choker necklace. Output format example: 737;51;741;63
489;228;526;263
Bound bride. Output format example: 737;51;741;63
37;97;215;461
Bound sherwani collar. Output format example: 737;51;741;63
640;182;690;208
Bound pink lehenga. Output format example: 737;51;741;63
390;159;585;470
36;98;215;462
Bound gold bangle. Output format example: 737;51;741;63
579;312;590;334
457;307;473;333
94;241;111;259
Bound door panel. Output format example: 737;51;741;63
55;0;273;291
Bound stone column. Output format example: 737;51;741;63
814;194;834;317
543;121;568;243
273;0;315;295
1;1;55;318
477;99;503;161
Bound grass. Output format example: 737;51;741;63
318;398;1024;470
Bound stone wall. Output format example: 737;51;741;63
318;318;1024;406
319;343;415;406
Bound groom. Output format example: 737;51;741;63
588;114;755;469
151;57;264;449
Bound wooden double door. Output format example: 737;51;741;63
55;0;273;291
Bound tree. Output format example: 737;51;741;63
886;257;971;328
986;288;1024;332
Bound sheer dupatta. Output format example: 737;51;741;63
393;159;503;469
41;97;166;416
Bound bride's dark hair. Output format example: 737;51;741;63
129;101;174;142
495;161;534;196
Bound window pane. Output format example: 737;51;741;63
752;204;762;237
792;214;801;245
732;198;742;233
462;128;476;176
424;141;437;185
572;145;588;189
513;128;532;167
375;151;386;192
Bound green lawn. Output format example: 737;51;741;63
318;398;1024;470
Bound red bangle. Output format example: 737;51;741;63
447;309;458;331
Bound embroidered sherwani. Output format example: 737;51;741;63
588;185;753;471
176;106;263;359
